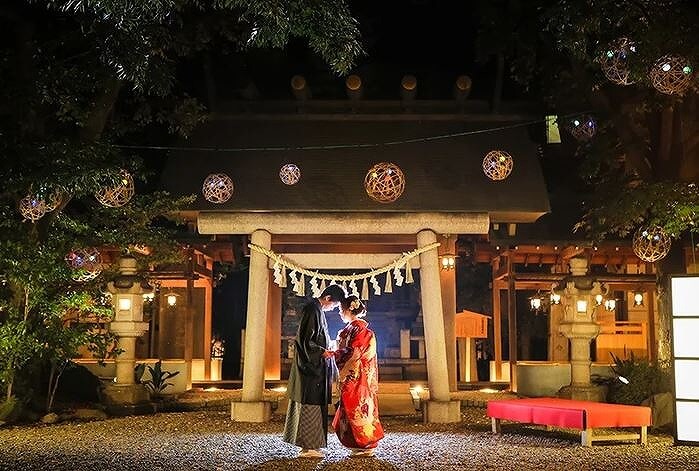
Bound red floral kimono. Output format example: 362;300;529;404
331;318;385;449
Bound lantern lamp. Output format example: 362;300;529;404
550;292;561;305
633;291;644;307
166;293;178;307
576;300;588;313
118;297;132;311
440;254;456;270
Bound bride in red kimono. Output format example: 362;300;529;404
325;295;385;456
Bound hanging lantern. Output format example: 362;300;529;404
550;292;561;305
568;116;597;141
649;55;693;95
482;150;513;181
279;163;301;185
95;170;135;208
65;247;102;273
529;291;546;314
632;226;672;262
440;253;456;270
42;187;63;212
202;173;234;204
604;298;617;311
633;291;644;307
600;37;637;85
18;195;47;221
364;162;406;203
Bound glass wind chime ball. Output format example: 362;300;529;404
18;194;47;221
632;226;672;262
65;247;102;281
600;38;637;85
279;163;301;185
569;116;597;141
482;150;513;181
42;188;63;212
649;55;694;95
202;173;234;203
364;162;406;203
65;247;102;271
95;170;135;208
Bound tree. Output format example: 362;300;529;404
476;0;698;364
0;0;361;406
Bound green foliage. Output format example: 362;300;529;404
1;0;361;407
141;360;180;396
0;316;42;399
576;181;699;240
477;0;699;242
604;352;672;405
0;396;22;423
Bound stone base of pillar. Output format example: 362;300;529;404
422;400;461;423
101;384;152;416
557;384;606;402
231;401;272;422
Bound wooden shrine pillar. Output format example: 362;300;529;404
265;278;282;380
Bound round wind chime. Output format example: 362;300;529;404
18;195;47;222
43;188;63;212
202;173;234;203
279;163;301;185
364;162;405;203
632;226;672;262
482;150;513;181
95;170;135;208
65;247;103;281
568;116;597;141
600;38;637;85
649;55;694;95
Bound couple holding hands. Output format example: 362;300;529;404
283;284;384;458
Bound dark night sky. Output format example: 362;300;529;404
202;1;518;101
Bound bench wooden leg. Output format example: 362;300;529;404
640;426;647;445
581;428;593;447
491;418;501;434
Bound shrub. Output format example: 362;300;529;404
603;352;672;405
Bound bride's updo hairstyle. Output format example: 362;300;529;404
340;295;367;318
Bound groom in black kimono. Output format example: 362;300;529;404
283;284;346;458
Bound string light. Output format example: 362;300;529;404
114;112;593;154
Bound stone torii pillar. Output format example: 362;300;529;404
417;229;461;423
232;229;272;422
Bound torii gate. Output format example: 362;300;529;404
198;211;488;423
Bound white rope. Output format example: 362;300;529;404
248;242;440;282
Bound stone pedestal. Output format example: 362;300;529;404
231;401;272;423
101;383;152;416
422;400;462;423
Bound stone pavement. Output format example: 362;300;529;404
1;407;698;470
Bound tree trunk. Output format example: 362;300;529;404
656;242;686;368
6;375;13;401
78;77;122;142
46;362;64;412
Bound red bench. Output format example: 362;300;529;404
487;398;651;446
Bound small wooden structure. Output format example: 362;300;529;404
455;309;489;382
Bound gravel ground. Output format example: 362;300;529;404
1;408;697;471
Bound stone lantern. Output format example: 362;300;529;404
556;257;606;402
103;254;152;413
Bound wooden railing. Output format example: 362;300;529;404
596;321;648;361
